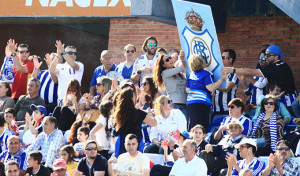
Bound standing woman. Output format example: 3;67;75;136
186;54;227;130
113;87;157;157
153;54;187;118
53;79;86;131
0;81;15;118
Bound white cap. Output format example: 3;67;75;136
226;119;244;131
235;138;257;149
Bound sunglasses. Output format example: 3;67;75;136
85;147;97;151
167;99;172;104
96;83;103;86
67;51;77;56
277;147;289;151
18;50;29;54
164;57;171;63
239;145;248;149
258;57;266;61
229;125;240;129
264;101;274;105
222;56;230;60
147;43;157;48
126;50;135;53
228;105;236;109
142;82;148;86
265;53;275;58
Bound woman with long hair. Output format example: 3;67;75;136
90;100;114;160
0;81;14;118
251;95;284;156
113;87;157;157
53;79;86;131
153;54;187;118
67;119;89;145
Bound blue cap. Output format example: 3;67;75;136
30;104;47;116
180;131;190;139
266;45;285;58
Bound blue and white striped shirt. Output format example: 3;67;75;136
245;76;268;105
0;128;12;154
232;157;266;176
214;72;239;112
37;70;58;104
220;115;252;137
0;148;28;170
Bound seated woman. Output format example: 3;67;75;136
53;79;86;131
67;119;89;145
252;83;291;125
251;95;284;156
144;95;187;154
0;81;15;119
214;98;252;141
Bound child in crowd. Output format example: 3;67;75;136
74;126;90;161
60;145;78;174
24;104;47;135
26;151;49;176
0;116;12;154
190;124;207;157
4;108;19;135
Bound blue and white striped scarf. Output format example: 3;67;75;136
251;112;277;152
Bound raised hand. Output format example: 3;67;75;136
5;39;18;58
33;56;43;69
55;40;65;56
44;53;55;66
225;153;237;168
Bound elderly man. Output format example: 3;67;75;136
201;119;244;176
226;138;265;176
0;136;27;176
26;116;64;170
261;140;300;176
5;160;20;176
169;139;207;176
13;77;45;121
108;134;150;176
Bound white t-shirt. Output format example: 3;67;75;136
95;116;113;150
56;61;84;102
114;152;150;174
169;155;207;176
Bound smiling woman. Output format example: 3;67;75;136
0;81;15;119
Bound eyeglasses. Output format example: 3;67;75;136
228;105;236;109
229;125;240;129
167;99;172;104
147;43;157;48
258;57;266;61
277;147;289;151
222;56;230;60
142;82;148;86
126;50;135;53
67;51;78;56
85;147;97;151
239;145;248;149
96;83;103;86
18;50;29;54
164;57;171;63
265;53;275;58
264;101;274;105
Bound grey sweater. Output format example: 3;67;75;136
0;96;15;118
162;66;187;104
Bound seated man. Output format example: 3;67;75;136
26;151;49;176
169;139;207;176
52;159;70;176
26;116;64;170
201;120;244;176
226;138;265;176
73;140;107;176
0;135;27;176
5;160;20;176
108;134;150;176
261;140;300;176
0;116;12;154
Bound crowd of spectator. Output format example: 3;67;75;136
0;36;300;176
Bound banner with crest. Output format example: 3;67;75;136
172;0;223;83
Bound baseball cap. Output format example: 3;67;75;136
226;119;244;131
180;131;190;139
30;104;47;115
235;138;257;149
266;45;285;58
52;159;67;171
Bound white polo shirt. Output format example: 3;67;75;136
169;155;207;176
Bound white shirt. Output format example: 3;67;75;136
170;155;207;176
149;109;187;142
95;116;113;150
56;61;84;102
114;152;150;173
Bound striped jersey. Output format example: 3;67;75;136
0;128;12;154
37;70;58;104
214;72;239;112
232;157;266;176
244;76;268;105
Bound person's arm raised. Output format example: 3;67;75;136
6;39;29;73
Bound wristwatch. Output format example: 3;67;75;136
11;53;16;57
137;70;142;74
61;51;66;56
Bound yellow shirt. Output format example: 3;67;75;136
67;161;78;174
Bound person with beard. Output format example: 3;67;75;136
131;36;158;86
222;45;297;115
261;140;300;176
73;140;107;176
116;44;136;79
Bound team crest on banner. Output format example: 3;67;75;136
172;0;223;84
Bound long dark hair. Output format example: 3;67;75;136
63;79;81;105
0;81;11;97
144;76;158;101
99;100;114;134
67;120;83;145
153;54;167;89
60;145;75;163
113;88;137;131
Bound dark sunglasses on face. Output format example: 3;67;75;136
229;125;240;129
147;43;157;48
164;57;171;63
277;147;289;151
222;56;230;60
239;145;248;149
167;99;172;104
264;101;274;105
265;53;275;58
96;83;103;86
67;51;77;56
18;50;29;54
126;50;135;53
142;82;148;86
228;105;236;109
85;147;97;151
258;57;266;61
